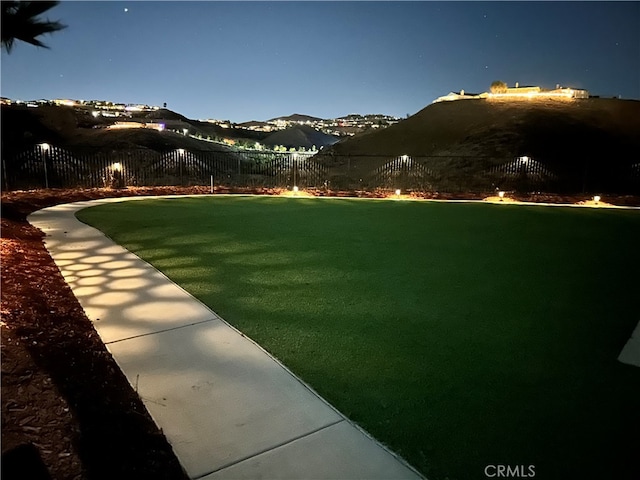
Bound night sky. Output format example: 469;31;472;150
1;1;638;122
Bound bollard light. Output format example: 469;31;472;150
293;186;299;193
395;189;401;196
498;191;505;199
593;195;601;204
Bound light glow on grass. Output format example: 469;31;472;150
77;197;640;480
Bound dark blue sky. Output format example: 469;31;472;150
2;1;638;122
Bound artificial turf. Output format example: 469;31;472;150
77;196;640;480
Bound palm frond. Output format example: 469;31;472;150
1;1;66;53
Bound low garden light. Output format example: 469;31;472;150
395;189;401;196
39;143;51;188
498;191;505;199
293;186;299;193
594;195;601;204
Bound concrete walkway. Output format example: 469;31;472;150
28;197;423;480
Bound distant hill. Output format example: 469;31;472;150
261;124;340;149
1;104;248;154
326;98;640;160
267;113;324;123
60;128;234;155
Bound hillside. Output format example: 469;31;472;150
267;113;324;123
318;98;640;193
261;124;340;149
1;104;242;155
326;98;640;160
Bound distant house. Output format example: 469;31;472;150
547;87;589;99
107;121;165;132
432;90;486;103
488;83;589;99
434;83;589;103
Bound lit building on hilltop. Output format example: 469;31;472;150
106;121;165;131
434;82;589;103
486;82;589;100
433;90;487;103
53;99;78;107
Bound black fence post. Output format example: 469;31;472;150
2;157;8;191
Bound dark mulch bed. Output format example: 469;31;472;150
2;186;638;479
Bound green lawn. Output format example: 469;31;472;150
77;196;640;480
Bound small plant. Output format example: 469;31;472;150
490;80;508;94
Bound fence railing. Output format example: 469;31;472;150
2;146;638;194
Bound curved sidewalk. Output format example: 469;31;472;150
28;197;423;480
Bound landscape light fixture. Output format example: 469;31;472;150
498;191;505;199
395;189;401;196
401;154;409;162
520;156;529;164
112;162;122;172
594;195;601;204
293;186;299;193
177;148;185;155
39;143;51;188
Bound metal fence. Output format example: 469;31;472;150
2;145;638;194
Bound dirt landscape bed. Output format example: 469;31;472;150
2;186;639;479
